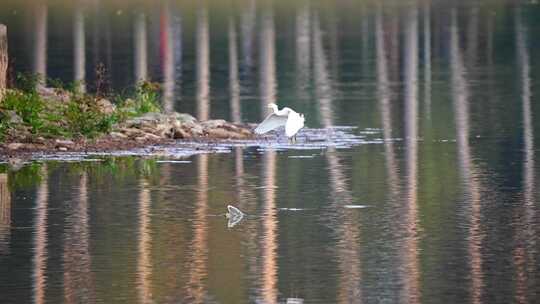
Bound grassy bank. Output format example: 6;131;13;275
0;75;161;142
0;74;254;156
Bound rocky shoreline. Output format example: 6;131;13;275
1;111;255;156
1;84;257;157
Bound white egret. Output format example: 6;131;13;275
255;103;305;143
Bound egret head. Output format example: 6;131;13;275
267;103;278;110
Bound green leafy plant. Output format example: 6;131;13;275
1;90;45;133
14;73;40;94
134;81;161;114
64;95;117;137
115;81;161;119
1;74;164;141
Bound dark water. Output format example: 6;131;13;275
1;0;540;303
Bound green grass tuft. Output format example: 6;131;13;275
0;76;162;141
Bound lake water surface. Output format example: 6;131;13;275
1;1;540;303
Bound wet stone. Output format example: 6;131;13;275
201;119;227;129
4;110;22;124
143;133;162;141
172;127;192;139
34;136;46;144
7;143;24;150
207;128;251;139
96;98;116;115
54;139;75;148
169;112;197;124
120;128;145;138
183;122;204;136
115;111;253;142
110;132;128;139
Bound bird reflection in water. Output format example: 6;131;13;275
226;205;245;228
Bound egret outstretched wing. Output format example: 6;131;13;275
255;114;288;134
285;112;305;137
